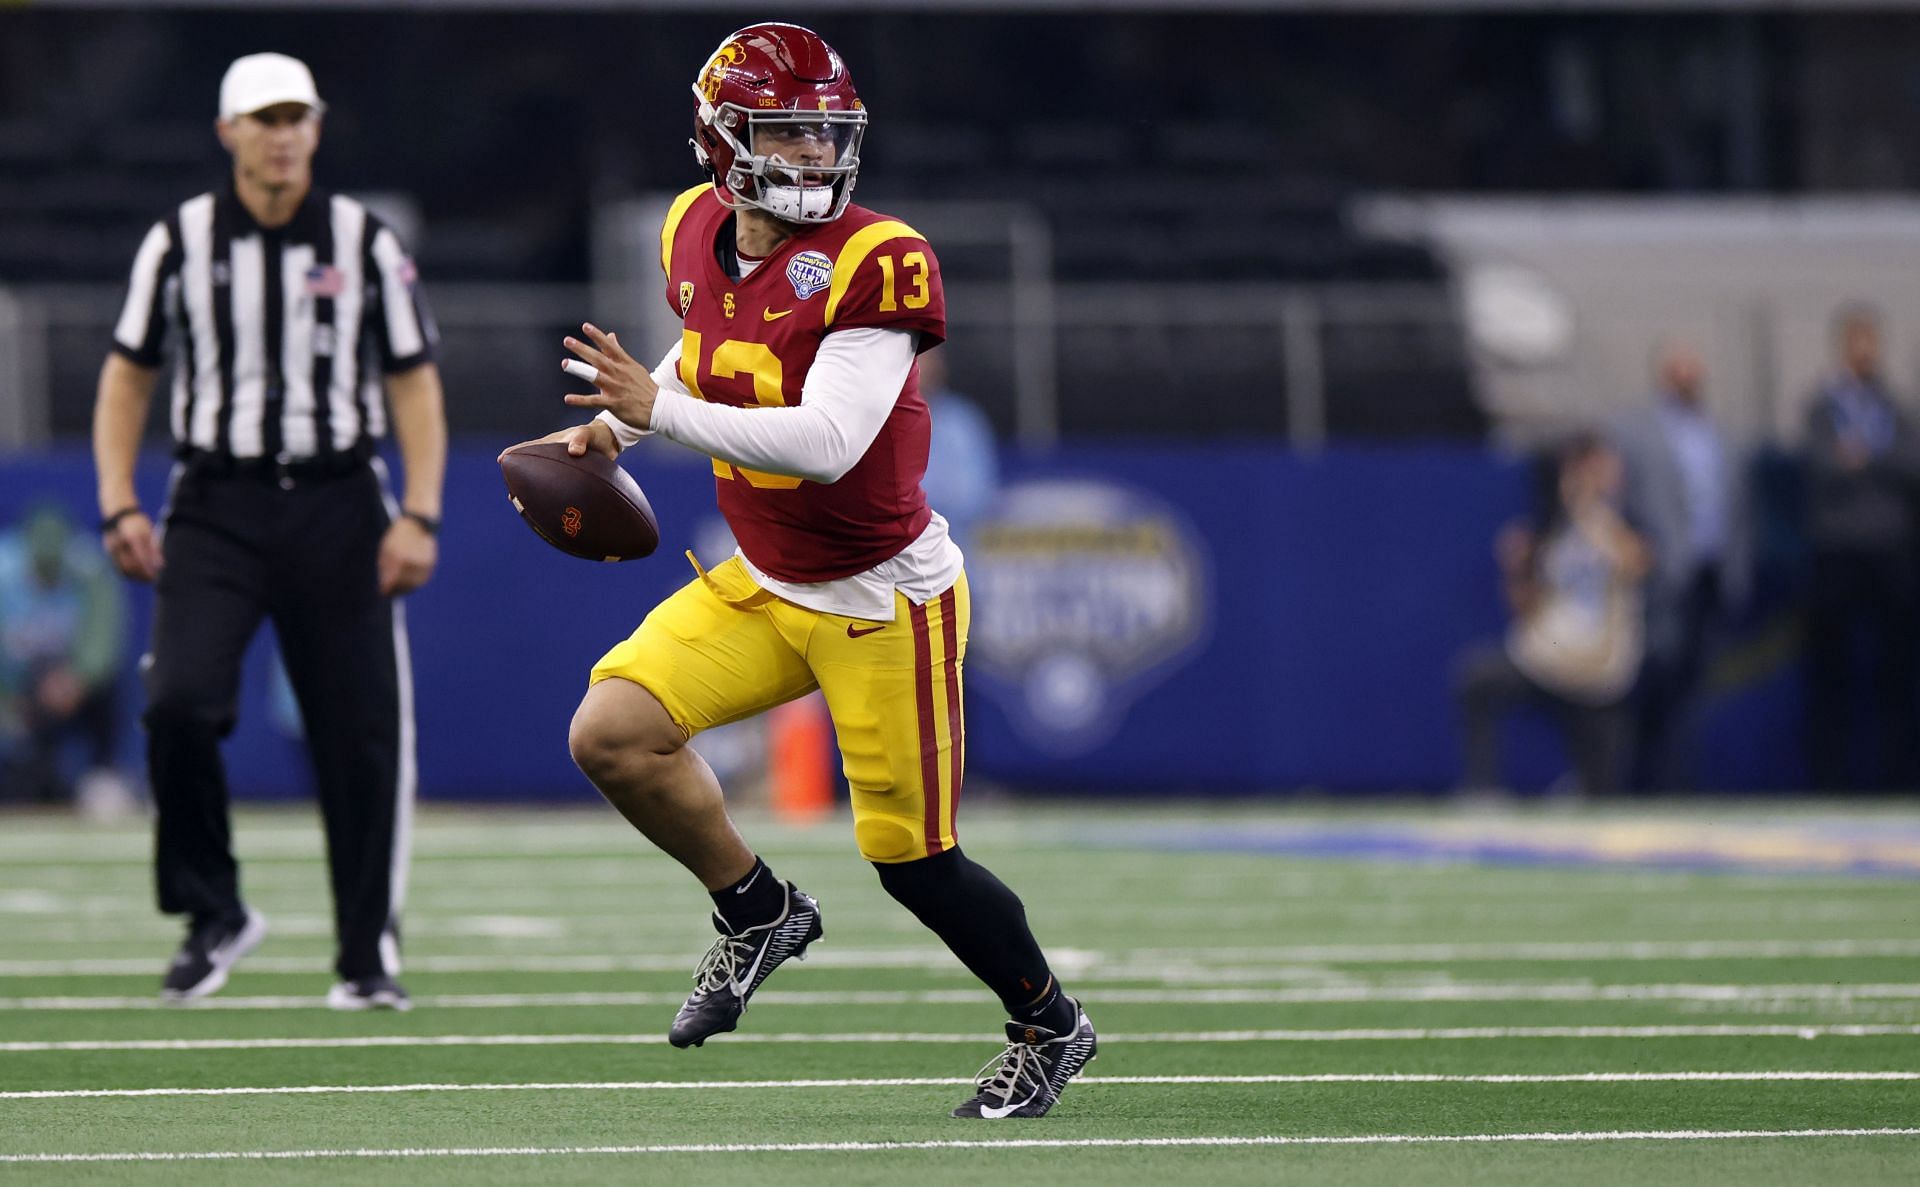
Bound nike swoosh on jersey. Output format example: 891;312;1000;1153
763;308;793;321
846;623;884;638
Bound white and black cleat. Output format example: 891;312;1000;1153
952;999;1098;1119
668;882;822;1048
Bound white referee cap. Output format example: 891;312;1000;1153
219;53;327;120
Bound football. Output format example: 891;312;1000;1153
499;442;660;561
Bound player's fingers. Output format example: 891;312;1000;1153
581;322;634;362
564;426;594;457
562;392;612;409
561;359;600;386
562;337;613;371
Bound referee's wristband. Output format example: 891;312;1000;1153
401;510;441;536
99;506;142;534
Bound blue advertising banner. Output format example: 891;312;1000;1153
1;441;1802;798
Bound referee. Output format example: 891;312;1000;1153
90;53;447;1010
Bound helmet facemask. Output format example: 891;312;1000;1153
693;86;865;225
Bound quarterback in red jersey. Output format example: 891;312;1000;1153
502;23;1095;1119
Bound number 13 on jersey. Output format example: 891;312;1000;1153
677;329;803;490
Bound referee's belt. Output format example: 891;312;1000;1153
179;444;371;485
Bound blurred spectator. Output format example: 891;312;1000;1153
1609;341;1751;792
1457;436;1651;797
917;345;1001;548
0;502;129;804
1802;305;1920;791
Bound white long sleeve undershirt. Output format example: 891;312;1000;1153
596;326;963;620
599;327;915;483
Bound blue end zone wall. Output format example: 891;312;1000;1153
0;442;1802;798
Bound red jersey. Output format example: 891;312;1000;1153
658;184;947;583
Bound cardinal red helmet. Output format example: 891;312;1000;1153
691;23;866;224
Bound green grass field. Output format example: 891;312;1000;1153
1;800;1917;1185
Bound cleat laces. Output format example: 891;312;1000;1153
971;1039;1049;1111
690;931;755;997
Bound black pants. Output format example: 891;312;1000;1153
145;461;412;980
1804;546;1919;791
1457;644;1628;795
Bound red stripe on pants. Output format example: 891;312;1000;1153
909;601;942;856
937;589;962;851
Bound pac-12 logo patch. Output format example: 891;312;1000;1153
787;250;833;300
678;281;694;315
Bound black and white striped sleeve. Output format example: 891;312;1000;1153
111;219;177;368
363;217;438;374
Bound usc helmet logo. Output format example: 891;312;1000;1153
562;507;583;538
697;43;745;102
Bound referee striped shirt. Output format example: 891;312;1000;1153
112;182;437;460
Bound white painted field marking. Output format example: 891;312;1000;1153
6;1024;1920;1054
9;938;1920;977
4;1129;1918;1164
9;983;1920;1011
7;1071;1919;1102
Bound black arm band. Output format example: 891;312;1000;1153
99;506;142;534
402;510;441;536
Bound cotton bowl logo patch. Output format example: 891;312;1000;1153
969;480;1209;755
787;251;833;300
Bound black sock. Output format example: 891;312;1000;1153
711;856;786;930
1012;974;1077;1033
873;847;1070;1022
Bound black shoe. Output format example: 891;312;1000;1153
327;974;412;1012
160;908;267;1002
668;882;822;1048
952;999;1098;1119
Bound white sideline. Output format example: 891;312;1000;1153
6;1024;1920;1053
7;1071;1920;1101
8;982;1920;1010
8;937;1920;977
4;1129;1918;1164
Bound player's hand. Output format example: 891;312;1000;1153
378;515;438;598
561;323;658;431
103;511;162;584
496;418;621;464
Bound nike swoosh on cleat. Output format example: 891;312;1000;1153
979;1092;1038;1120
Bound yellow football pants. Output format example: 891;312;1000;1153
589;555;967;862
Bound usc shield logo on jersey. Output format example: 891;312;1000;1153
656;183;948;584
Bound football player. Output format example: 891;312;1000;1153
501;23;1095;1119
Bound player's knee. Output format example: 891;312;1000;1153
856;811;928;863
568;680;684;790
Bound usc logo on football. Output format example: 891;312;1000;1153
562;507;583;538
697;44;745;103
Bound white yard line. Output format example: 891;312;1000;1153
6;1071;1918;1102
9;938;1920;977
3;1129;1918;1164
6;1024;1920;1053
8;983;1920;1011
